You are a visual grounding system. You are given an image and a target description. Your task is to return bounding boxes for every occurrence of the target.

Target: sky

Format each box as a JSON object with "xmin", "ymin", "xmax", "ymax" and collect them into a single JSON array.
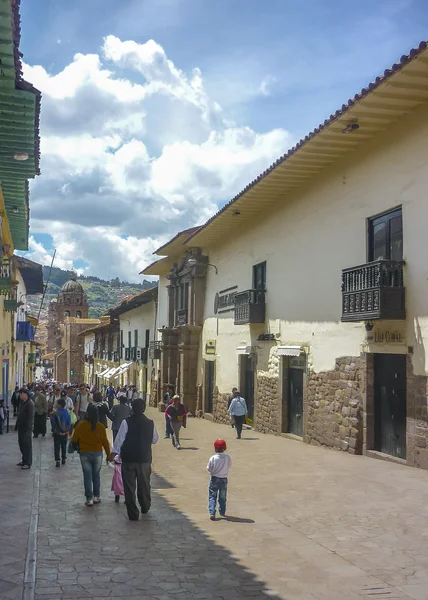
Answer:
[{"xmin": 19, "ymin": 0, "xmax": 428, "ymax": 281}]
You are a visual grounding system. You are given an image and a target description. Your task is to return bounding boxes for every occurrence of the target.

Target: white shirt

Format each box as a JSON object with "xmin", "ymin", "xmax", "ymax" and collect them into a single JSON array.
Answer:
[
  {"xmin": 207, "ymin": 453, "xmax": 232, "ymax": 478},
  {"xmin": 113, "ymin": 419, "xmax": 159, "ymax": 454},
  {"xmin": 228, "ymin": 396, "xmax": 248, "ymax": 416},
  {"xmin": 65, "ymin": 396, "xmax": 74, "ymax": 411},
  {"xmin": 79, "ymin": 393, "xmax": 91, "ymax": 412}
]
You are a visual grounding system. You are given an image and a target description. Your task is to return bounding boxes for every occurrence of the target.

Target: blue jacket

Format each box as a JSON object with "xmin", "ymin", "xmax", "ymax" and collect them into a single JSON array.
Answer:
[{"xmin": 51, "ymin": 407, "xmax": 71, "ymax": 434}]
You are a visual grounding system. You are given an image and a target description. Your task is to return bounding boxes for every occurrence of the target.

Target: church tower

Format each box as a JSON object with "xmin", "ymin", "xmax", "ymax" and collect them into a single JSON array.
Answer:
[{"xmin": 56, "ymin": 276, "xmax": 89, "ymax": 320}]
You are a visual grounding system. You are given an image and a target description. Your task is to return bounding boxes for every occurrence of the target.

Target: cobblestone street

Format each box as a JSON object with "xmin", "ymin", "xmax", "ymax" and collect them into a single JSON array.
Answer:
[{"xmin": 2, "ymin": 408, "xmax": 428, "ymax": 600}]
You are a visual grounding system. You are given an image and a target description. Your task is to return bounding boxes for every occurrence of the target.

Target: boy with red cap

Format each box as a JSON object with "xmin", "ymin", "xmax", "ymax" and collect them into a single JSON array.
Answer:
[{"xmin": 206, "ymin": 439, "xmax": 232, "ymax": 520}]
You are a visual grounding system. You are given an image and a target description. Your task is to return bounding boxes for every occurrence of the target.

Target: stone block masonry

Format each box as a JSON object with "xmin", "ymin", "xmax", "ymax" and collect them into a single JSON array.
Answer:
[{"xmin": 305, "ymin": 355, "xmax": 365, "ymax": 454}]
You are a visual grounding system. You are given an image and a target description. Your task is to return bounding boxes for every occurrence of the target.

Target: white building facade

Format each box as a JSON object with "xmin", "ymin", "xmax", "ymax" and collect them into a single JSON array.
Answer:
[{"xmin": 143, "ymin": 42, "xmax": 428, "ymax": 469}]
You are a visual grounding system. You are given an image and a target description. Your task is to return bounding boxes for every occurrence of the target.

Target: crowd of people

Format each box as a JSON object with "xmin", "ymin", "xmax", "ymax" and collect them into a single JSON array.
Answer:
[{"xmin": 4, "ymin": 380, "xmax": 249, "ymax": 521}]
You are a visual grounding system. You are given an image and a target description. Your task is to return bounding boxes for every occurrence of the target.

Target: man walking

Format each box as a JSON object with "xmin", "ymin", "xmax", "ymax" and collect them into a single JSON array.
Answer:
[
  {"xmin": 163, "ymin": 385, "xmax": 174, "ymax": 439},
  {"xmin": 227, "ymin": 390, "xmax": 248, "ymax": 440},
  {"xmin": 105, "ymin": 382, "xmax": 116, "ymax": 411},
  {"xmin": 109, "ymin": 394, "xmax": 131, "ymax": 441},
  {"xmin": 111, "ymin": 398, "xmax": 158, "ymax": 521},
  {"xmin": 33, "ymin": 386, "xmax": 48, "ymax": 438},
  {"xmin": 15, "ymin": 389, "xmax": 35, "ymax": 469},
  {"xmin": 51, "ymin": 398, "xmax": 71, "ymax": 467}
]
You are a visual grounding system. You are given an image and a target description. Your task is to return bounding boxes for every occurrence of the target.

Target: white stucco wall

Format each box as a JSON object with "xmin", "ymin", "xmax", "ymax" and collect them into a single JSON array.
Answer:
[
  {"xmin": 198, "ymin": 102, "xmax": 428, "ymax": 393},
  {"xmin": 119, "ymin": 301, "xmax": 156, "ymax": 352}
]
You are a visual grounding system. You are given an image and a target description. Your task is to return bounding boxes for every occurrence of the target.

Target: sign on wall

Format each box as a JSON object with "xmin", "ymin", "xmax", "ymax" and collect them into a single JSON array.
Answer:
[
  {"xmin": 205, "ymin": 340, "xmax": 216, "ymax": 355},
  {"xmin": 214, "ymin": 286, "xmax": 238, "ymax": 315},
  {"xmin": 367, "ymin": 327, "xmax": 406, "ymax": 346},
  {"xmin": 289, "ymin": 356, "xmax": 306, "ymax": 370}
]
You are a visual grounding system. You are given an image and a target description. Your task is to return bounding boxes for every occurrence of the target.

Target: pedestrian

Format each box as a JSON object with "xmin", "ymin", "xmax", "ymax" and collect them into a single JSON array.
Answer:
[
  {"xmin": 227, "ymin": 391, "xmax": 248, "ymax": 440},
  {"xmin": 92, "ymin": 391, "xmax": 110, "ymax": 428},
  {"xmin": 109, "ymin": 394, "xmax": 130, "ymax": 441},
  {"xmin": 227, "ymin": 387, "xmax": 238, "ymax": 428},
  {"xmin": 60, "ymin": 389, "xmax": 74, "ymax": 412},
  {"xmin": 11, "ymin": 385, "xmax": 20, "ymax": 416},
  {"xmin": 15, "ymin": 389, "xmax": 35, "ymax": 469},
  {"xmin": 49, "ymin": 384, "xmax": 62, "ymax": 413},
  {"xmin": 51, "ymin": 398, "xmax": 71, "ymax": 467},
  {"xmin": 111, "ymin": 398, "xmax": 159, "ymax": 521},
  {"xmin": 71, "ymin": 404, "xmax": 111, "ymax": 506},
  {"xmin": 0, "ymin": 399, "xmax": 5, "ymax": 434},
  {"xmin": 165, "ymin": 395, "xmax": 186, "ymax": 450},
  {"xmin": 74, "ymin": 384, "xmax": 92, "ymax": 421},
  {"xmin": 207, "ymin": 439, "xmax": 232, "ymax": 520},
  {"xmin": 105, "ymin": 382, "xmax": 116, "ymax": 411},
  {"xmin": 110, "ymin": 455, "xmax": 124, "ymax": 503},
  {"xmin": 33, "ymin": 386, "xmax": 48, "ymax": 438},
  {"xmin": 163, "ymin": 385, "xmax": 174, "ymax": 439},
  {"xmin": 126, "ymin": 386, "xmax": 133, "ymax": 405}
]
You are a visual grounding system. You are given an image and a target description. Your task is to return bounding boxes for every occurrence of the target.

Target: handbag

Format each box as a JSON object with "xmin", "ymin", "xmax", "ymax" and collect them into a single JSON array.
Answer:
[{"xmin": 67, "ymin": 439, "xmax": 79, "ymax": 454}]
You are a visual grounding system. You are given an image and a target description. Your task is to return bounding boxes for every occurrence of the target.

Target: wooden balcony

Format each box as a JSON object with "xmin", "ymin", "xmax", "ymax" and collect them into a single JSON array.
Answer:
[
  {"xmin": 149, "ymin": 341, "xmax": 162, "ymax": 360},
  {"xmin": 234, "ymin": 289, "xmax": 266, "ymax": 325},
  {"xmin": 341, "ymin": 260, "xmax": 405, "ymax": 322}
]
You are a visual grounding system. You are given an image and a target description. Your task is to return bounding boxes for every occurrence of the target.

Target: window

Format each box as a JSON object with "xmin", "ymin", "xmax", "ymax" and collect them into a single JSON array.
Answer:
[
  {"xmin": 253, "ymin": 261, "xmax": 266, "ymax": 290},
  {"xmin": 134, "ymin": 329, "xmax": 138, "ymax": 348},
  {"xmin": 368, "ymin": 207, "xmax": 403, "ymax": 262},
  {"xmin": 64, "ymin": 310, "xmax": 70, "ymax": 317},
  {"xmin": 120, "ymin": 330, "xmax": 123, "ymax": 348},
  {"xmin": 128, "ymin": 331, "xmax": 132, "ymax": 348},
  {"xmin": 145, "ymin": 329, "xmax": 150, "ymax": 348},
  {"xmin": 76, "ymin": 311, "xmax": 82, "ymax": 318}
]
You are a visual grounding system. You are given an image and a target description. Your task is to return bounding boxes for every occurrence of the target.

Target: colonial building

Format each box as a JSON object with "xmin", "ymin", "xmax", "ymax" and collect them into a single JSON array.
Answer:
[
  {"xmin": 0, "ymin": 0, "xmax": 41, "ymax": 401},
  {"xmin": 143, "ymin": 41, "xmax": 428, "ymax": 470},
  {"xmin": 81, "ymin": 287, "xmax": 158, "ymax": 397}
]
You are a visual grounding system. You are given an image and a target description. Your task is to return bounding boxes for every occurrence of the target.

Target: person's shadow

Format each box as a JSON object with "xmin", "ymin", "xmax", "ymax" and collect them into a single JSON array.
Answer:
[{"xmin": 221, "ymin": 516, "xmax": 255, "ymax": 523}]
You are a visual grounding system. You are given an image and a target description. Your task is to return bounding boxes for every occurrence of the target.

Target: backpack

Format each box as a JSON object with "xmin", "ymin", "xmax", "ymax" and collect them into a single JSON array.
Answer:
[{"xmin": 54, "ymin": 413, "xmax": 69, "ymax": 434}]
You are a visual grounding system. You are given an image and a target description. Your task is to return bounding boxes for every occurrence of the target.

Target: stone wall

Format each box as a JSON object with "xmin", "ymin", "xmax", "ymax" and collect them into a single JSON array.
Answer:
[
  {"xmin": 405, "ymin": 356, "xmax": 428, "ymax": 469},
  {"xmin": 305, "ymin": 355, "xmax": 365, "ymax": 454},
  {"xmin": 212, "ymin": 387, "xmax": 229, "ymax": 424},
  {"xmin": 255, "ymin": 350, "xmax": 281, "ymax": 434}
]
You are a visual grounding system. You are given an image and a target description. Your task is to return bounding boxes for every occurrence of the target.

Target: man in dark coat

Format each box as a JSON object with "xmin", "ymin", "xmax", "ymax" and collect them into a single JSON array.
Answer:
[
  {"xmin": 15, "ymin": 388, "xmax": 35, "ymax": 469},
  {"xmin": 111, "ymin": 398, "xmax": 159, "ymax": 521}
]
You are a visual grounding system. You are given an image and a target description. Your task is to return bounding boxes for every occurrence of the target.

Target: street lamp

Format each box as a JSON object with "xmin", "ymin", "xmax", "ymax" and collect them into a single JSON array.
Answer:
[{"xmin": 186, "ymin": 255, "xmax": 218, "ymax": 275}]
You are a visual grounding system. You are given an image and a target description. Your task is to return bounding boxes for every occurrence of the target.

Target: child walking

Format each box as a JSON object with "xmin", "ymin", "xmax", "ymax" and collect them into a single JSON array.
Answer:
[
  {"xmin": 110, "ymin": 455, "xmax": 124, "ymax": 503},
  {"xmin": 207, "ymin": 439, "xmax": 232, "ymax": 521}
]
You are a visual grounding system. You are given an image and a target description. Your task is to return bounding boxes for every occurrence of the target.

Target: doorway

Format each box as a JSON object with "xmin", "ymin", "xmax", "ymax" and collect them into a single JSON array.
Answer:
[
  {"xmin": 374, "ymin": 353, "xmax": 406, "ymax": 459},
  {"xmin": 204, "ymin": 360, "xmax": 215, "ymax": 414},
  {"xmin": 241, "ymin": 355, "xmax": 255, "ymax": 419}
]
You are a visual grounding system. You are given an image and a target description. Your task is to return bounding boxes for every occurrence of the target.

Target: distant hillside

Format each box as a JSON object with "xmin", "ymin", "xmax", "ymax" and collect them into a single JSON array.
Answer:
[{"xmin": 28, "ymin": 267, "xmax": 157, "ymax": 344}]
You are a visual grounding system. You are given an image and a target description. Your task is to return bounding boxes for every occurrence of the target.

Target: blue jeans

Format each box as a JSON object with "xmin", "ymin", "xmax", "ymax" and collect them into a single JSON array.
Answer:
[
  {"xmin": 208, "ymin": 476, "xmax": 228, "ymax": 516},
  {"xmin": 80, "ymin": 452, "xmax": 103, "ymax": 500}
]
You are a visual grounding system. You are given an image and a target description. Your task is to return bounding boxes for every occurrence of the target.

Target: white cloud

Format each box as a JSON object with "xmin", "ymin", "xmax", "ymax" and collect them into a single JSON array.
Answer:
[
  {"xmin": 259, "ymin": 75, "xmax": 277, "ymax": 97},
  {"xmin": 24, "ymin": 36, "xmax": 293, "ymax": 281}
]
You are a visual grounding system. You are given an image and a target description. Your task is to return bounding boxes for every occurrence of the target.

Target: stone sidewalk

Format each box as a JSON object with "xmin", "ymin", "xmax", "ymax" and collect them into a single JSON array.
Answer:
[{"xmin": 2, "ymin": 409, "xmax": 428, "ymax": 600}]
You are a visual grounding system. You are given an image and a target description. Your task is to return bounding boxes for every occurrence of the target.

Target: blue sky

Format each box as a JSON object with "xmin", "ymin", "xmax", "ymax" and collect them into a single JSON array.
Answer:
[{"xmin": 19, "ymin": 0, "xmax": 428, "ymax": 279}]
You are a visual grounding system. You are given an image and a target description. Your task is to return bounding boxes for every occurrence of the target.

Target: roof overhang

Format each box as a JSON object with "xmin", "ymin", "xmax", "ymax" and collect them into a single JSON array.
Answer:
[
  {"xmin": 109, "ymin": 286, "xmax": 158, "ymax": 317},
  {"xmin": 277, "ymin": 346, "xmax": 302, "ymax": 357},
  {"xmin": 153, "ymin": 226, "xmax": 201, "ymax": 257},
  {"xmin": 185, "ymin": 41, "xmax": 428, "ymax": 249},
  {"xmin": 13, "ymin": 255, "xmax": 43, "ymax": 294},
  {"xmin": 140, "ymin": 257, "xmax": 174, "ymax": 276}
]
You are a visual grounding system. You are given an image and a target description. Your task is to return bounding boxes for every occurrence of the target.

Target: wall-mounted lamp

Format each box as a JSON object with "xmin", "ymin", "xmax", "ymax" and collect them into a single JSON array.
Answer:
[
  {"xmin": 342, "ymin": 122, "xmax": 360, "ymax": 134},
  {"xmin": 365, "ymin": 320, "xmax": 374, "ymax": 332},
  {"xmin": 13, "ymin": 152, "xmax": 29, "ymax": 161},
  {"xmin": 232, "ymin": 211, "xmax": 241, "ymax": 216},
  {"xmin": 187, "ymin": 255, "xmax": 218, "ymax": 275}
]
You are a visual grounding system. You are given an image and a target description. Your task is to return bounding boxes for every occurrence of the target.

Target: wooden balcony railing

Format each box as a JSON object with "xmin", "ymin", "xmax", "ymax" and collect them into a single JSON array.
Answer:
[
  {"xmin": 234, "ymin": 289, "xmax": 266, "ymax": 325},
  {"xmin": 341, "ymin": 259, "xmax": 405, "ymax": 322}
]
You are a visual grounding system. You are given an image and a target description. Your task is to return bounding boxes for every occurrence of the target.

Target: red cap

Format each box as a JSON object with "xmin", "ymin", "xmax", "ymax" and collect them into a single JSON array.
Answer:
[{"xmin": 214, "ymin": 439, "xmax": 227, "ymax": 451}]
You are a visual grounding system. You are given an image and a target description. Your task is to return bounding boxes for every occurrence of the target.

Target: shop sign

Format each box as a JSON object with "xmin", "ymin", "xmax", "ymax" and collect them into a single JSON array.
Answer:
[
  {"xmin": 289, "ymin": 355, "xmax": 306, "ymax": 370},
  {"xmin": 367, "ymin": 329, "xmax": 406, "ymax": 345},
  {"xmin": 214, "ymin": 285, "xmax": 238, "ymax": 315},
  {"xmin": 205, "ymin": 340, "xmax": 216, "ymax": 355}
]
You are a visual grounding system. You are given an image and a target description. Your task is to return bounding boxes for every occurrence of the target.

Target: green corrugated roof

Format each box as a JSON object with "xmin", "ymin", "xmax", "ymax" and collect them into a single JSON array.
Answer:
[{"xmin": 0, "ymin": 0, "xmax": 40, "ymax": 251}]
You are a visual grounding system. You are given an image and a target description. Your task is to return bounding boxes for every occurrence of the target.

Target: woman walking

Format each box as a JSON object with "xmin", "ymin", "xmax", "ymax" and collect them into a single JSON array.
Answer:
[
  {"xmin": 92, "ymin": 391, "xmax": 110, "ymax": 428},
  {"xmin": 227, "ymin": 390, "xmax": 248, "ymax": 439},
  {"xmin": 71, "ymin": 404, "xmax": 111, "ymax": 506},
  {"xmin": 165, "ymin": 395, "xmax": 186, "ymax": 450}
]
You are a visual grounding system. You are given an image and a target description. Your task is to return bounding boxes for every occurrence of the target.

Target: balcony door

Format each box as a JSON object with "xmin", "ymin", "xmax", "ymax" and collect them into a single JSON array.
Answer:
[
  {"xmin": 374, "ymin": 353, "xmax": 406, "ymax": 459},
  {"xmin": 368, "ymin": 207, "xmax": 402, "ymax": 262}
]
